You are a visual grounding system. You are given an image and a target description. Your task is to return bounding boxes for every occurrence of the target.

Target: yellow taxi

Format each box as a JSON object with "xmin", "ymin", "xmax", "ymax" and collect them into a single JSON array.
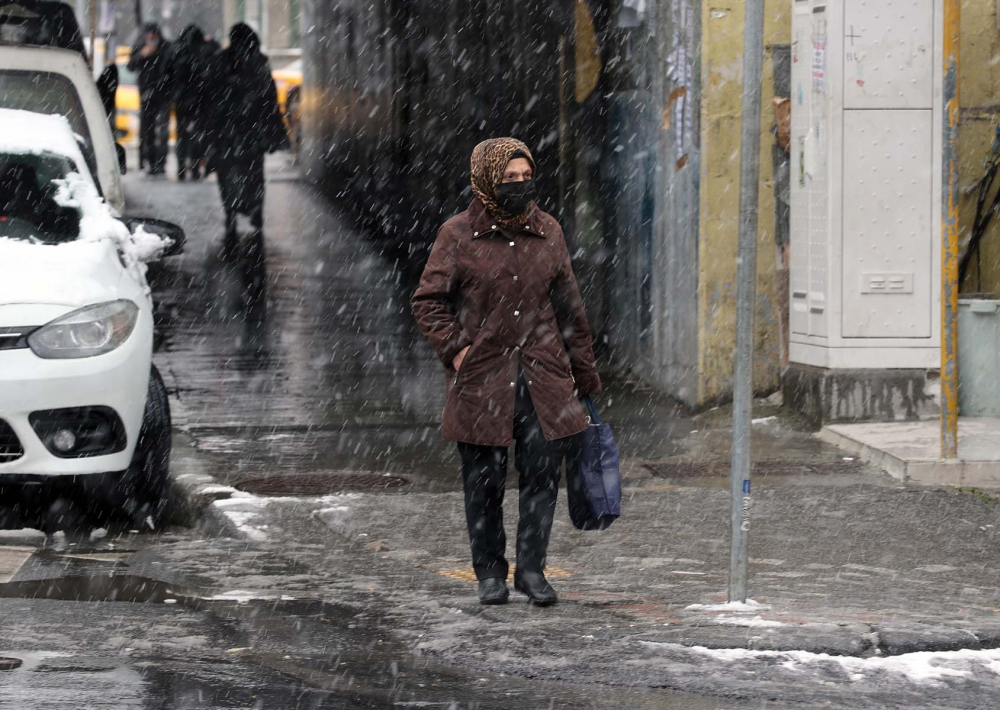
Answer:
[
  {"xmin": 114, "ymin": 47, "xmax": 140, "ymax": 146},
  {"xmin": 272, "ymin": 58, "xmax": 302, "ymax": 151},
  {"xmin": 272, "ymin": 57, "xmax": 302, "ymax": 116}
]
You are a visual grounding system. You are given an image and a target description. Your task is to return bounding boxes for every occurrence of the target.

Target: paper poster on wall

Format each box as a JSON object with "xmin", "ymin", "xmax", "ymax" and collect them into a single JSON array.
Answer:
[{"xmin": 811, "ymin": 37, "xmax": 826, "ymax": 93}]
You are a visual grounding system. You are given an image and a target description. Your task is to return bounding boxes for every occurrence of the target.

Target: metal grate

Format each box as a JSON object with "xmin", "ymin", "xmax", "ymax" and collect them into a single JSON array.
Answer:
[
  {"xmin": 0, "ymin": 420, "xmax": 23, "ymax": 462},
  {"xmin": 0, "ymin": 657, "xmax": 23, "ymax": 671},
  {"xmin": 234, "ymin": 472, "xmax": 408, "ymax": 497}
]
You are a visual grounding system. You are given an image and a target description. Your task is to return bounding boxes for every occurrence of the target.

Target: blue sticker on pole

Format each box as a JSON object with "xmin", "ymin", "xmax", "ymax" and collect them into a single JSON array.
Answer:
[{"xmin": 743, "ymin": 479, "xmax": 751, "ymax": 495}]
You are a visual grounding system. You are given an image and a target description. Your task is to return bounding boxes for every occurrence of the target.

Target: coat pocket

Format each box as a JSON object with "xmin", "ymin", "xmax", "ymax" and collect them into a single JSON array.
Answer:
[{"xmin": 453, "ymin": 330, "xmax": 489, "ymax": 387}]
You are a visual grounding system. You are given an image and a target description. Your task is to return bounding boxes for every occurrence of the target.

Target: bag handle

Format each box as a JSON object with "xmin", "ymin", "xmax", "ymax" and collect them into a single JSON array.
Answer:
[{"xmin": 582, "ymin": 396, "xmax": 602, "ymax": 425}]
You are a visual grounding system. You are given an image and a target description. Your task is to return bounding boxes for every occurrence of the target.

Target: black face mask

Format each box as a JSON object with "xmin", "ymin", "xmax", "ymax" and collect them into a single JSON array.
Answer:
[{"xmin": 495, "ymin": 179, "xmax": 536, "ymax": 214}]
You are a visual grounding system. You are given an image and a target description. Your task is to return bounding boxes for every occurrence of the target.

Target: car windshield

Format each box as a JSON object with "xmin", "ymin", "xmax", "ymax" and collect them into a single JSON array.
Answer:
[
  {"xmin": 0, "ymin": 69, "xmax": 98, "ymax": 178},
  {"xmin": 0, "ymin": 150, "xmax": 80, "ymax": 243}
]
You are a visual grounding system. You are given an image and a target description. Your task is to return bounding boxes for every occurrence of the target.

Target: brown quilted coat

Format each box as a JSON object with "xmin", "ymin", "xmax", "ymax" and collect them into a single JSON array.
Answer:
[{"xmin": 412, "ymin": 198, "xmax": 602, "ymax": 447}]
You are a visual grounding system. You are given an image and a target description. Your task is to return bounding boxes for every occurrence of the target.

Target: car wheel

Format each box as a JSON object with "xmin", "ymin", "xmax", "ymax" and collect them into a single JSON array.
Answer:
[{"xmin": 117, "ymin": 364, "xmax": 172, "ymax": 530}]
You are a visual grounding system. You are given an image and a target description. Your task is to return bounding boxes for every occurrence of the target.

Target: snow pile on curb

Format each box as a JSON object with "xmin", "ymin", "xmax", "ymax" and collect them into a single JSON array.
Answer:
[
  {"xmin": 685, "ymin": 600, "xmax": 770, "ymax": 612},
  {"xmin": 643, "ymin": 642, "xmax": 1000, "ymax": 686},
  {"xmin": 713, "ymin": 614, "xmax": 786, "ymax": 628}
]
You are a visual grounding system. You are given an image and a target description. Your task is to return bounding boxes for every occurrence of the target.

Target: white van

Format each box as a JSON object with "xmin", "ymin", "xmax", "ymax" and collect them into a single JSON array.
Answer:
[{"xmin": 0, "ymin": 1, "xmax": 124, "ymax": 212}]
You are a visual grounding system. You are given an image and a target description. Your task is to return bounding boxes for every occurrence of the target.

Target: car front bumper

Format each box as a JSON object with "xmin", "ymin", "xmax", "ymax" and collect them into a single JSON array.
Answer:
[{"xmin": 0, "ymin": 311, "xmax": 152, "ymax": 477}]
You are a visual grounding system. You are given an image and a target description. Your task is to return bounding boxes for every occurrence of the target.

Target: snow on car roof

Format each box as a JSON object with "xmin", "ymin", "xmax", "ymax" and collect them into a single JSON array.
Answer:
[{"xmin": 0, "ymin": 107, "xmax": 89, "ymax": 174}]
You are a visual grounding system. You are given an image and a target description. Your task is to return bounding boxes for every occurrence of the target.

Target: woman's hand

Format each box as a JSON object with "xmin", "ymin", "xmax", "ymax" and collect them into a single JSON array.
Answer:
[{"xmin": 452, "ymin": 345, "xmax": 470, "ymax": 372}]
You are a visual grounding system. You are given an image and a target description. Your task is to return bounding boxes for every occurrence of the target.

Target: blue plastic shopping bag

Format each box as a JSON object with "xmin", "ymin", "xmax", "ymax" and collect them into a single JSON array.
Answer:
[{"xmin": 566, "ymin": 397, "xmax": 621, "ymax": 531}]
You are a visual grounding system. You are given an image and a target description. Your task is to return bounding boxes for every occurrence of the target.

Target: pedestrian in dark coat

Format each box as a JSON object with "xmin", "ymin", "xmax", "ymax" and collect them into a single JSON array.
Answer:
[
  {"xmin": 211, "ymin": 23, "xmax": 289, "ymax": 254},
  {"xmin": 412, "ymin": 137, "xmax": 602, "ymax": 607},
  {"xmin": 128, "ymin": 23, "xmax": 172, "ymax": 174},
  {"xmin": 170, "ymin": 24, "xmax": 215, "ymax": 181}
]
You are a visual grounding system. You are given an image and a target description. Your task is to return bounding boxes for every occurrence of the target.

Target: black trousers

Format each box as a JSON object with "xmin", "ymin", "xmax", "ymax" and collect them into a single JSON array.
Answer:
[
  {"xmin": 139, "ymin": 99, "xmax": 169, "ymax": 172},
  {"xmin": 175, "ymin": 107, "xmax": 204, "ymax": 178},
  {"xmin": 217, "ymin": 152, "xmax": 265, "ymax": 234},
  {"xmin": 457, "ymin": 372, "xmax": 575, "ymax": 581}
]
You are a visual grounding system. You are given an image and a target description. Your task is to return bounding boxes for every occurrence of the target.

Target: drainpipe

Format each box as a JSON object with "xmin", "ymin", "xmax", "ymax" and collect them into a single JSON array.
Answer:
[{"xmin": 941, "ymin": 0, "xmax": 960, "ymax": 460}]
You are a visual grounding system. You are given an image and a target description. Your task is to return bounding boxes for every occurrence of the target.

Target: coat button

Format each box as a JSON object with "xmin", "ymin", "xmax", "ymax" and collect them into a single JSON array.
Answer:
[
  {"xmin": 509, "ymin": 241, "xmax": 515, "ymax": 246},
  {"xmin": 492, "ymin": 224, "xmax": 497, "ymax": 229},
  {"xmin": 514, "ymin": 310, "xmax": 520, "ymax": 316},
  {"xmin": 509, "ymin": 381, "xmax": 515, "ymax": 387},
  {"xmin": 513, "ymin": 275, "xmax": 518, "ymax": 281},
  {"xmin": 473, "ymin": 231, "xmax": 478, "ymax": 236},
  {"xmin": 528, "ymin": 380, "xmax": 533, "ymax": 385}
]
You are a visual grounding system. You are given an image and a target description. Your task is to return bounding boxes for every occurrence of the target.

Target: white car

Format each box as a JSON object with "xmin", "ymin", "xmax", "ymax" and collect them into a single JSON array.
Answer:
[{"xmin": 0, "ymin": 108, "xmax": 182, "ymax": 531}]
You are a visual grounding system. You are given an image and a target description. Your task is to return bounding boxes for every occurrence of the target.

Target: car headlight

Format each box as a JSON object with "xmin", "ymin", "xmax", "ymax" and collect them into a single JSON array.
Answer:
[{"xmin": 28, "ymin": 300, "xmax": 139, "ymax": 359}]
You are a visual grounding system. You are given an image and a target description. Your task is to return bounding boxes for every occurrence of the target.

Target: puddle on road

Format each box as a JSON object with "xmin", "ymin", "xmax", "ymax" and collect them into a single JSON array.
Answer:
[{"xmin": 0, "ymin": 574, "xmax": 195, "ymax": 604}]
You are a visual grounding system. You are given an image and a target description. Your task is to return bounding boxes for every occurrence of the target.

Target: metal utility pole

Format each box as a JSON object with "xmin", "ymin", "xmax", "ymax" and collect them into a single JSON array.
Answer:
[
  {"xmin": 941, "ymin": 0, "xmax": 961, "ymax": 460},
  {"xmin": 728, "ymin": 0, "xmax": 766, "ymax": 604}
]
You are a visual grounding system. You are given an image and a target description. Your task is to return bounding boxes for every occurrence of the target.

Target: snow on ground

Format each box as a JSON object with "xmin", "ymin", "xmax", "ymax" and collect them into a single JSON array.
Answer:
[
  {"xmin": 712, "ymin": 614, "xmax": 786, "ymax": 628},
  {"xmin": 0, "ymin": 528, "xmax": 46, "ymax": 539},
  {"xmin": 644, "ymin": 643, "xmax": 1000, "ymax": 686},
  {"xmin": 211, "ymin": 491, "xmax": 360, "ymax": 542},
  {"xmin": 685, "ymin": 600, "xmax": 770, "ymax": 612},
  {"xmin": 204, "ymin": 590, "xmax": 299, "ymax": 602}
]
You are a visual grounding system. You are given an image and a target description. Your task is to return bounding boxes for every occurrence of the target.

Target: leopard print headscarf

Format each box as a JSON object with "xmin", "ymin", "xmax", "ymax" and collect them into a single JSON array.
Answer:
[{"xmin": 470, "ymin": 137, "xmax": 536, "ymax": 229}]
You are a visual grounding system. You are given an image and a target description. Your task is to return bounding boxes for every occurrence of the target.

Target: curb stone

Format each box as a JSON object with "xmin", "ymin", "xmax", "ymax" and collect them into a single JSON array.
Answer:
[
  {"xmin": 168, "ymin": 430, "xmax": 248, "ymax": 540},
  {"xmin": 639, "ymin": 619, "xmax": 1000, "ymax": 658}
]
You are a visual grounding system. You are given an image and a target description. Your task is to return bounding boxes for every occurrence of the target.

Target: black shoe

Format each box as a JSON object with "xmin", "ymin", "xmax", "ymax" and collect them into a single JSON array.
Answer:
[
  {"xmin": 477, "ymin": 578, "xmax": 509, "ymax": 605},
  {"xmin": 514, "ymin": 571, "xmax": 557, "ymax": 606}
]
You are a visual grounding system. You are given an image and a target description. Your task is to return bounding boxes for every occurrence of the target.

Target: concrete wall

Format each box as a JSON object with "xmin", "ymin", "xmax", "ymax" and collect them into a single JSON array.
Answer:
[
  {"xmin": 566, "ymin": 0, "xmax": 702, "ymax": 405},
  {"xmin": 297, "ymin": 0, "xmax": 789, "ymax": 409},
  {"xmin": 958, "ymin": 1, "xmax": 1000, "ymax": 296},
  {"xmin": 223, "ymin": 0, "xmax": 299, "ymax": 49},
  {"xmin": 696, "ymin": 0, "xmax": 789, "ymax": 404}
]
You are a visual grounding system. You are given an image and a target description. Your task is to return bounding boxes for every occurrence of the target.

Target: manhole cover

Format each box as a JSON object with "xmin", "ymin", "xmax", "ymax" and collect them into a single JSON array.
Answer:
[
  {"xmin": 234, "ymin": 472, "xmax": 408, "ymax": 497},
  {"xmin": 0, "ymin": 657, "xmax": 22, "ymax": 671},
  {"xmin": 645, "ymin": 460, "xmax": 864, "ymax": 479}
]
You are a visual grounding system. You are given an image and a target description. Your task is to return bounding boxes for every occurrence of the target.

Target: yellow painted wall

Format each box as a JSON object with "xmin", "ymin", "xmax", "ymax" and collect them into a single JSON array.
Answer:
[
  {"xmin": 958, "ymin": 1, "xmax": 1000, "ymax": 295},
  {"xmin": 697, "ymin": 1, "xmax": 790, "ymax": 404}
]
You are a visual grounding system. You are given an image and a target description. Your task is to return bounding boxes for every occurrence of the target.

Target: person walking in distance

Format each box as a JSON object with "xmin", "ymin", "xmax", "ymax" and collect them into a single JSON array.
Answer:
[
  {"xmin": 210, "ymin": 23, "xmax": 288, "ymax": 256},
  {"xmin": 170, "ymin": 24, "xmax": 215, "ymax": 181},
  {"xmin": 128, "ymin": 23, "xmax": 172, "ymax": 175},
  {"xmin": 411, "ymin": 138, "xmax": 602, "ymax": 606}
]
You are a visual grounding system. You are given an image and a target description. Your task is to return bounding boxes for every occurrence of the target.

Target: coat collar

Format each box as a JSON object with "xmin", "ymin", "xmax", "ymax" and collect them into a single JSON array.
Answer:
[{"xmin": 468, "ymin": 198, "xmax": 548, "ymax": 239}]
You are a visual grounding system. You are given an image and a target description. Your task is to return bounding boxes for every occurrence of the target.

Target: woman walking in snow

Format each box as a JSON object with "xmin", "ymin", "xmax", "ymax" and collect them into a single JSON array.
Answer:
[{"xmin": 411, "ymin": 138, "xmax": 602, "ymax": 606}]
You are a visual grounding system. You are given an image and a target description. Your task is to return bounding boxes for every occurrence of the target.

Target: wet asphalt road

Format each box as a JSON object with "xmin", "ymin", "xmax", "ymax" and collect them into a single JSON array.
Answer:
[
  {"xmin": 1, "ymin": 528, "xmax": 782, "ymax": 710},
  {"xmin": 0, "ymin": 155, "xmax": 778, "ymax": 709}
]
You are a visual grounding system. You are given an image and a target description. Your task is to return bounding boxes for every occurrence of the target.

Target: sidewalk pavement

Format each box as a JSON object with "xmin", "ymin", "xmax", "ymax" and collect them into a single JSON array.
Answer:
[
  {"xmin": 822, "ymin": 417, "xmax": 1000, "ymax": 488},
  {"xmin": 169, "ymin": 398, "xmax": 1000, "ymax": 662}
]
